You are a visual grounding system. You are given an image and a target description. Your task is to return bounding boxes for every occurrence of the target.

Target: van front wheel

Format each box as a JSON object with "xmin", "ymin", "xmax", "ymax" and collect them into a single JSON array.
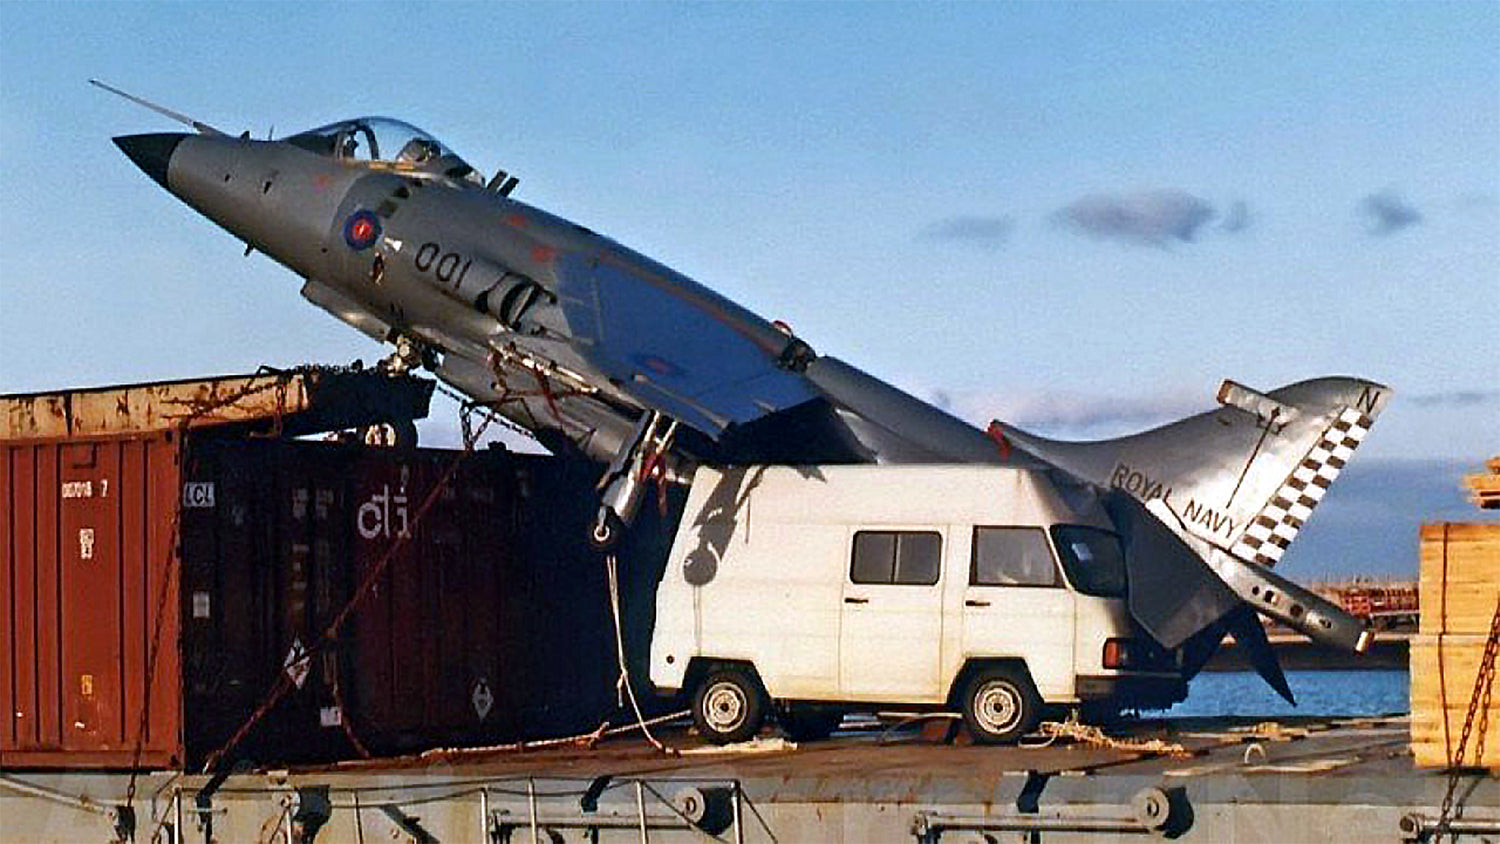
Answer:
[
  {"xmin": 961, "ymin": 667, "xmax": 1040, "ymax": 744},
  {"xmin": 692, "ymin": 668, "xmax": 765, "ymax": 744}
]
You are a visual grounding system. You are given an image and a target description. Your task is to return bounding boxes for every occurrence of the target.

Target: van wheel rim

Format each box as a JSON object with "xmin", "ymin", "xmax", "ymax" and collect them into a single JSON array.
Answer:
[
  {"xmin": 703, "ymin": 683, "xmax": 746, "ymax": 732},
  {"xmin": 974, "ymin": 681, "xmax": 1021, "ymax": 733}
]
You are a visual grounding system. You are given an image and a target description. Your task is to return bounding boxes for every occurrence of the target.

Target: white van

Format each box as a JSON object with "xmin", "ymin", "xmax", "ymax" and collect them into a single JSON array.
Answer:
[{"xmin": 649, "ymin": 464, "xmax": 1186, "ymax": 744}]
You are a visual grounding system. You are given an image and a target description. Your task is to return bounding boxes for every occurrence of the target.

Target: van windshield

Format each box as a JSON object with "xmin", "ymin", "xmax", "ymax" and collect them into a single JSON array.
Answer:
[{"xmin": 1050, "ymin": 525, "xmax": 1127, "ymax": 598}]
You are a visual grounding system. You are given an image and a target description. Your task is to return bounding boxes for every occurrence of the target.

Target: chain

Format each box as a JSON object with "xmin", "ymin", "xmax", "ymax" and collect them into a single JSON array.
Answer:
[
  {"xmin": 124, "ymin": 367, "xmax": 319, "ymax": 814},
  {"xmin": 330, "ymin": 672, "xmax": 372, "ymax": 760},
  {"xmin": 123, "ymin": 475, "xmax": 182, "ymax": 810},
  {"xmin": 117, "ymin": 366, "xmax": 466, "ymax": 814},
  {"xmin": 435, "ymin": 381, "xmax": 540, "ymax": 444},
  {"xmin": 1435, "ymin": 594, "xmax": 1500, "ymax": 841},
  {"xmin": 200, "ymin": 405, "xmax": 499, "ymax": 773}
]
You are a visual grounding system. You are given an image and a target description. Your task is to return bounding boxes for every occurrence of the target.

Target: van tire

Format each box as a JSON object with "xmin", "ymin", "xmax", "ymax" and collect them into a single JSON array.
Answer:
[
  {"xmin": 961, "ymin": 666, "xmax": 1040, "ymax": 744},
  {"xmin": 692, "ymin": 668, "xmax": 765, "ymax": 744},
  {"xmin": 780, "ymin": 708, "xmax": 842, "ymax": 742}
]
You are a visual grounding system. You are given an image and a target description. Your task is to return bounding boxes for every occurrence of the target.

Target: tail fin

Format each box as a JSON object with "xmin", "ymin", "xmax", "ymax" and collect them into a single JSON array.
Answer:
[
  {"xmin": 992, "ymin": 377, "xmax": 1390, "ymax": 650},
  {"xmin": 1228, "ymin": 402, "xmax": 1377, "ymax": 567}
]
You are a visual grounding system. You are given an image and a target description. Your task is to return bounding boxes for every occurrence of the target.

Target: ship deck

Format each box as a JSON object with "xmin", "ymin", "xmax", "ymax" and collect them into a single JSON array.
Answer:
[{"xmin": 4, "ymin": 713, "xmax": 1496, "ymax": 842}]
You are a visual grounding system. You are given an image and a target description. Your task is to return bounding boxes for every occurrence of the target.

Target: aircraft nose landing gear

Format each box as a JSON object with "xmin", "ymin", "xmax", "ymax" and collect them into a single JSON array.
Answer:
[
  {"xmin": 589, "ymin": 509, "xmax": 626, "ymax": 550},
  {"xmin": 589, "ymin": 411, "xmax": 679, "ymax": 550}
]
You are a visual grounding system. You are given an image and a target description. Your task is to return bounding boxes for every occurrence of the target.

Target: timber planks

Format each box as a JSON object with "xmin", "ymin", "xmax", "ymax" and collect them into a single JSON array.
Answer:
[{"xmin": 1411, "ymin": 522, "xmax": 1500, "ymax": 769}]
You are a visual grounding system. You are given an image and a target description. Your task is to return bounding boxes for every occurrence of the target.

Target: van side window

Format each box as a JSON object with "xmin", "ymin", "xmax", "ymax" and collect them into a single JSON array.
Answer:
[
  {"xmin": 971, "ymin": 527, "xmax": 1059, "ymax": 587},
  {"xmin": 851, "ymin": 531, "xmax": 941, "ymax": 585}
]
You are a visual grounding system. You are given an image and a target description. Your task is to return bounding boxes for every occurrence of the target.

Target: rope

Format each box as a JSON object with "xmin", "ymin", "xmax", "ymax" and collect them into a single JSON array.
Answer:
[
  {"xmin": 200, "ymin": 405, "xmax": 499, "ymax": 773},
  {"xmin": 406, "ymin": 710, "xmax": 690, "ymax": 765},
  {"xmin": 437, "ymin": 382, "xmax": 537, "ymax": 444},
  {"xmin": 607, "ymin": 553, "xmax": 678, "ymax": 756},
  {"xmin": 1036, "ymin": 719, "xmax": 1191, "ymax": 758},
  {"xmin": 124, "ymin": 476, "xmax": 182, "ymax": 808},
  {"xmin": 257, "ymin": 804, "xmax": 291, "ymax": 844}
]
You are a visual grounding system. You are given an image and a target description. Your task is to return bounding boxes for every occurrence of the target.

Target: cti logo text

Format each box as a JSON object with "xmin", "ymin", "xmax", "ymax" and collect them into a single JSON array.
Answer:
[{"xmin": 357, "ymin": 483, "xmax": 411, "ymax": 540}]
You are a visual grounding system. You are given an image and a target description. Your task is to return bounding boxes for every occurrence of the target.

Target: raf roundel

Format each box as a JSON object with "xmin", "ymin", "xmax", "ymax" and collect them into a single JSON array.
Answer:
[{"xmin": 343, "ymin": 210, "xmax": 382, "ymax": 251}]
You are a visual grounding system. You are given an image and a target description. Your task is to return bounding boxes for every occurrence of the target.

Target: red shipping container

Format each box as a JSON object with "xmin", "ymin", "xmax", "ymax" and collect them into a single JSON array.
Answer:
[{"xmin": 0, "ymin": 433, "xmax": 183, "ymax": 767}]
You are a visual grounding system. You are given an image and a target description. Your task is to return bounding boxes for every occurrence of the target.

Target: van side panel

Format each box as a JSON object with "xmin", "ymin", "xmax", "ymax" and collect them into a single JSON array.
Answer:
[
  {"xmin": 698, "ymin": 521, "xmax": 844, "ymax": 699},
  {"xmin": 650, "ymin": 468, "xmax": 844, "ymax": 699},
  {"xmin": 961, "ymin": 584, "xmax": 1076, "ymax": 700},
  {"xmin": 837, "ymin": 526, "xmax": 946, "ymax": 702}
]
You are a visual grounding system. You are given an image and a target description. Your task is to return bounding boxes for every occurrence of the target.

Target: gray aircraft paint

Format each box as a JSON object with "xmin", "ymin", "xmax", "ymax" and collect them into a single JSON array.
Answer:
[{"xmin": 103, "ymin": 86, "xmax": 1393, "ymax": 700}]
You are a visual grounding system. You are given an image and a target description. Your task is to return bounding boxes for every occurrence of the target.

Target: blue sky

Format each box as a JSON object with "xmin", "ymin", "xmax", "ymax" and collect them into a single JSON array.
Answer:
[{"xmin": 1, "ymin": 2, "xmax": 1495, "ymax": 575}]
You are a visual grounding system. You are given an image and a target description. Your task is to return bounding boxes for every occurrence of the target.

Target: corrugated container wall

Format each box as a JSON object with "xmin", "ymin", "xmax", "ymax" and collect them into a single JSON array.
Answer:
[
  {"xmin": 1, "ymin": 433, "xmax": 183, "ymax": 767},
  {"xmin": 176, "ymin": 439, "xmax": 522, "ymax": 767},
  {"xmin": 3, "ymin": 434, "xmax": 679, "ymax": 771}
]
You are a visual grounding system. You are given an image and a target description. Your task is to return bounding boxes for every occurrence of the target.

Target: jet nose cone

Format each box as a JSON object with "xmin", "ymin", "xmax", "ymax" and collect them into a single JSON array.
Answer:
[{"xmin": 112, "ymin": 132, "xmax": 187, "ymax": 190}]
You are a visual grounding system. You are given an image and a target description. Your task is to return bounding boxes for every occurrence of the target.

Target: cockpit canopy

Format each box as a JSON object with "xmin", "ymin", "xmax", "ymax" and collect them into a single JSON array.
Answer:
[{"xmin": 285, "ymin": 117, "xmax": 482, "ymax": 184}]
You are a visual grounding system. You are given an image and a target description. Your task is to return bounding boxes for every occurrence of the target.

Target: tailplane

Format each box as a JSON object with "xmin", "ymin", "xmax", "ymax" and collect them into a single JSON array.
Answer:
[{"xmin": 992, "ymin": 377, "xmax": 1390, "ymax": 654}]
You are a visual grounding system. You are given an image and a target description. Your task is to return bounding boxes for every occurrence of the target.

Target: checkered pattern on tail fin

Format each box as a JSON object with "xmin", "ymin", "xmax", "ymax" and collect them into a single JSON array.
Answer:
[{"xmin": 1229, "ymin": 407, "xmax": 1374, "ymax": 567}]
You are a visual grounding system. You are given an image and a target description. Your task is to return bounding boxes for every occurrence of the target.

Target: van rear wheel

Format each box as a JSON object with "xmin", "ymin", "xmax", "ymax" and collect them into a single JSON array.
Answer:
[
  {"xmin": 961, "ymin": 666, "xmax": 1040, "ymax": 744},
  {"xmin": 692, "ymin": 668, "xmax": 765, "ymax": 744}
]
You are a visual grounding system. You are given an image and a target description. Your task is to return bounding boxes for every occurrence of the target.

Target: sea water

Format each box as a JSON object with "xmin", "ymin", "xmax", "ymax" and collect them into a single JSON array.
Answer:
[{"xmin": 1163, "ymin": 669, "xmax": 1408, "ymax": 718}]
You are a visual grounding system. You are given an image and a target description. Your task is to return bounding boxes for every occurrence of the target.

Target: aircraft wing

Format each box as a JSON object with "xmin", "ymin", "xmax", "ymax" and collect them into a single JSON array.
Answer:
[{"xmin": 552, "ymin": 251, "xmax": 819, "ymax": 437}]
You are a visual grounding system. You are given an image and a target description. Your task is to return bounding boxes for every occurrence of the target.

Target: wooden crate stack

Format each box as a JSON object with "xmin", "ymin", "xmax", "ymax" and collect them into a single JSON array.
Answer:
[
  {"xmin": 1411, "ymin": 521, "xmax": 1500, "ymax": 769},
  {"xmin": 1465, "ymin": 456, "xmax": 1500, "ymax": 510}
]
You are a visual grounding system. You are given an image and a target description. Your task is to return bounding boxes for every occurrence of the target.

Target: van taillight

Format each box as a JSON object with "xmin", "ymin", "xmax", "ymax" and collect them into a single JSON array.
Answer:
[{"xmin": 1103, "ymin": 638, "xmax": 1132, "ymax": 669}]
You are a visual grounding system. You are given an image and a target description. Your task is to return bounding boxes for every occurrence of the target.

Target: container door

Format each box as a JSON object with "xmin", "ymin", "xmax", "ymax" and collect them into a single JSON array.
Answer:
[
  {"xmin": 57, "ymin": 442, "xmax": 124, "ymax": 751},
  {"xmin": 838, "ymin": 529, "xmax": 945, "ymax": 701},
  {"xmin": 3, "ymin": 435, "xmax": 181, "ymax": 769},
  {"xmin": 962, "ymin": 527, "xmax": 1075, "ymax": 700}
]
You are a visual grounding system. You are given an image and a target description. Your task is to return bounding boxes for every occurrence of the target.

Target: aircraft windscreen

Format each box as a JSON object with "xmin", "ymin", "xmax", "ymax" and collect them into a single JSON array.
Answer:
[{"xmin": 285, "ymin": 117, "xmax": 481, "ymax": 183}]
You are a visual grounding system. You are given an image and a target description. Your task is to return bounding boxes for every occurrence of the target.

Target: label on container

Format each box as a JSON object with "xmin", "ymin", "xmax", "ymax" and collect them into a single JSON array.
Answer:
[
  {"xmin": 62, "ymin": 481, "xmax": 94, "ymax": 499},
  {"xmin": 192, "ymin": 591, "xmax": 211, "ymax": 619},
  {"xmin": 320, "ymin": 706, "xmax": 342, "ymax": 728},
  {"xmin": 78, "ymin": 528, "xmax": 95, "ymax": 561},
  {"xmin": 284, "ymin": 638, "xmax": 311, "ymax": 689},
  {"xmin": 182, "ymin": 482, "xmax": 216, "ymax": 509},
  {"xmin": 472, "ymin": 678, "xmax": 494, "ymax": 721}
]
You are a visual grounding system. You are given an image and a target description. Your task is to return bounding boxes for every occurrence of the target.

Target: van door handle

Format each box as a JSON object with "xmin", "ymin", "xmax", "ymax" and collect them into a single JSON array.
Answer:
[
  {"xmin": 965, "ymin": 599, "xmax": 991, "ymax": 607},
  {"xmin": 844, "ymin": 597, "xmax": 869, "ymax": 604}
]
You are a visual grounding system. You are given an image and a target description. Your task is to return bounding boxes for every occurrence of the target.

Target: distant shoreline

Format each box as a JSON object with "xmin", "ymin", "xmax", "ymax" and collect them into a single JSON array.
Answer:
[{"xmin": 1204, "ymin": 634, "xmax": 1408, "ymax": 672}]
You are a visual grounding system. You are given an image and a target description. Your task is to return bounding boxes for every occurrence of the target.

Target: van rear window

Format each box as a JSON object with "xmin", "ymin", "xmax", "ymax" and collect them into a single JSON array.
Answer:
[
  {"xmin": 1050, "ymin": 526, "xmax": 1128, "ymax": 598},
  {"xmin": 851, "ymin": 531, "xmax": 941, "ymax": 585}
]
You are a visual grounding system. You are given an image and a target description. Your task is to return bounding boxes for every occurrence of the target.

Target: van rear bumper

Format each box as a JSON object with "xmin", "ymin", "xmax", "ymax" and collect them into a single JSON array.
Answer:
[{"xmin": 1075, "ymin": 673, "xmax": 1188, "ymax": 709}]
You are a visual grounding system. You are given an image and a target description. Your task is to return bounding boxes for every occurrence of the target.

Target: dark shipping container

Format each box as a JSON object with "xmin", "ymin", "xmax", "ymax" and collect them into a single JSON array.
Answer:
[{"xmin": 2, "ymin": 434, "xmax": 678, "ymax": 770}]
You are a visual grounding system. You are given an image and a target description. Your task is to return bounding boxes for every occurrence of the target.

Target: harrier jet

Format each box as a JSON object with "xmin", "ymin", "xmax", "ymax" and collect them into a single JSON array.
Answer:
[{"xmin": 101, "ymin": 82, "xmax": 1390, "ymax": 702}]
